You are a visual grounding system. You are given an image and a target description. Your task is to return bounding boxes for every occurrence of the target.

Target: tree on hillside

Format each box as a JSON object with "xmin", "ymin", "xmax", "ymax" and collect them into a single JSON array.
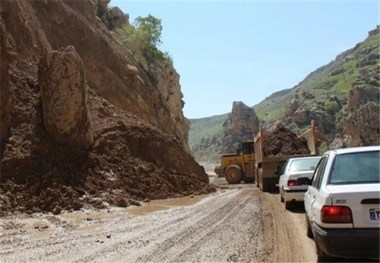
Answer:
[
  {"xmin": 135, "ymin": 15, "xmax": 162, "ymax": 49},
  {"xmin": 130, "ymin": 14, "xmax": 171, "ymax": 63}
]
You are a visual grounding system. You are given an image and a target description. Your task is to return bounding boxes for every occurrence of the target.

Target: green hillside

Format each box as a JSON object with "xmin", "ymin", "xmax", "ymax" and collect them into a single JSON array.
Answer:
[
  {"xmin": 254, "ymin": 29, "xmax": 379, "ymax": 120},
  {"xmin": 188, "ymin": 114, "xmax": 228, "ymax": 162},
  {"xmin": 188, "ymin": 114, "xmax": 228, "ymax": 145}
]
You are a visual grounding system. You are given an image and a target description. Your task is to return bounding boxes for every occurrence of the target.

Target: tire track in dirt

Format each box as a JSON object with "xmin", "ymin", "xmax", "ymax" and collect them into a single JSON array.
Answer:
[
  {"xmin": 73, "ymin": 189, "xmax": 257, "ymax": 262},
  {"xmin": 1, "ymin": 197, "xmax": 211, "ymax": 262},
  {"xmin": 0, "ymin": 185, "xmax": 317, "ymax": 263},
  {"xmin": 33, "ymin": 190, "xmax": 243, "ymax": 262},
  {"xmin": 257, "ymin": 192, "xmax": 316, "ymax": 262},
  {"xmin": 136, "ymin": 188, "xmax": 261, "ymax": 262},
  {"xmin": 177, "ymin": 191, "xmax": 263, "ymax": 263},
  {"xmin": 44, "ymin": 202, "xmax": 214, "ymax": 262},
  {"xmin": 174, "ymin": 203, "xmax": 262, "ymax": 263}
]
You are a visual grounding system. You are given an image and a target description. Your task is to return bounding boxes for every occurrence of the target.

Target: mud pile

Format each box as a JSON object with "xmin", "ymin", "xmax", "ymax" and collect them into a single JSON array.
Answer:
[
  {"xmin": 0, "ymin": 79, "xmax": 214, "ymax": 215},
  {"xmin": 264, "ymin": 124, "xmax": 310, "ymax": 156}
]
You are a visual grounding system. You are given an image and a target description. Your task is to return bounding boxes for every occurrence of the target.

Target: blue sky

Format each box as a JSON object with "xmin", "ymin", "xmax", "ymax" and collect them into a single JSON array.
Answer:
[{"xmin": 111, "ymin": 0, "xmax": 379, "ymax": 119}]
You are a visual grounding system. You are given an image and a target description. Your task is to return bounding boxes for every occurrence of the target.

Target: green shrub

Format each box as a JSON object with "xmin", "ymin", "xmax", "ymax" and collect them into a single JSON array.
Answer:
[
  {"xmin": 335, "ymin": 112, "xmax": 348, "ymax": 133},
  {"xmin": 324, "ymin": 100, "xmax": 340, "ymax": 115}
]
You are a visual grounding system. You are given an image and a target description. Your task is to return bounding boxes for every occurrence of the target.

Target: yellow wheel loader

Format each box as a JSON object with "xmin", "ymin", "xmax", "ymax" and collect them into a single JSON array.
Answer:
[{"xmin": 214, "ymin": 141, "xmax": 256, "ymax": 184}]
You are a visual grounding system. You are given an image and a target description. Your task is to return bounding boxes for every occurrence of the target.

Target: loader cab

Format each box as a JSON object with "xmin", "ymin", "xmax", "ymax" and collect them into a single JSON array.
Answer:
[{"xmin": 241, "ymin": 141, "xmax": 255, "ymax": 155}]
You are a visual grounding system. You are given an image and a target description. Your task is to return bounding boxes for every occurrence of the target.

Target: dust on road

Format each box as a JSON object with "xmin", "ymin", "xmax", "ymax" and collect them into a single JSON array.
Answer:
[{"xmin": 0, "ymin": 179, "xmax": 317, "ymax": 262}]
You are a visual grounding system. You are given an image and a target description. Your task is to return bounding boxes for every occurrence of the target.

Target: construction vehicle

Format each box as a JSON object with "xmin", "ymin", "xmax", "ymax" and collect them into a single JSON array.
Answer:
[
  {"xmin": 214, "ymin": 140, "xmax": 256, "ymax": 184},
  {"xmin": 254, "ymin": 120, "xmax": 318, "ymax": 192}
]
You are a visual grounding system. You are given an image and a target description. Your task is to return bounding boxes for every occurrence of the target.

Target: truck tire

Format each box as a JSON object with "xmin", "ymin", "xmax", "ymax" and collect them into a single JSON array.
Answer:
[
  {"xmin": 256, "ymin": 173, "xmax": 260, "ymax": 187},
  {"xmin": 224, "ymin": 165, "xmax": 242, "ymax": 184},
  {"xmin": 243, "ymin": 177, "xmax": 254, "ymax": 184},
  {"xmin": 261, "ymin": 178, "xmax": 270, "ymax": 192},
  {"xmin": 256, "ymin": 168, "xmax": 262, "ymax": 188}
]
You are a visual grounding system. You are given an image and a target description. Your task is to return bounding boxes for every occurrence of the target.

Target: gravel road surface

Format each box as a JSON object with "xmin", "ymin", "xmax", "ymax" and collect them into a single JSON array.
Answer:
[{"xmin": 0, "ymin": 178, "xmax": 317, "ymax": 262}]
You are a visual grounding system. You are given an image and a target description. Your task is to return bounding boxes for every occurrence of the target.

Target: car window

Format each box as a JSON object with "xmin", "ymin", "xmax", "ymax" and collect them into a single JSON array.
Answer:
[
  {"xmin": 329, "ymin": 150, "xmax": 380, "ymax": 184},
  {"xmin": 311, "ymin": 156, "xmax": 328, "ymax": 190},
  {"xmin": 289, "ymin": 158, "xmax": 320, "ymax": 172},
  {"xmin": 279, "ymin": 160, "xmax": 289, "ymax": 175}
]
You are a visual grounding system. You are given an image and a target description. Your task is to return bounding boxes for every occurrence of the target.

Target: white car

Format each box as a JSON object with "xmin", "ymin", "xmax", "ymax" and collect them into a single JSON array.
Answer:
[
  {"xmin": 278, "ymin": 156, "xmax": 321, "ymax": 210},
  {"xmin": 302, "ymin": 146, "xmax": 380, "ymax": 261}
]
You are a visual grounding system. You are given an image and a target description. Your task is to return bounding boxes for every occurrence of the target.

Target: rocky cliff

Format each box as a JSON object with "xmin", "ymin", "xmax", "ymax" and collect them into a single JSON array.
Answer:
[
  {"xmin": 220, "ymin": 101, "xmax": 260, "ymax": 153},
  {"xmin": 282, "ymin": 26, "xmax": 380, "ymax": 148},
  {"xmin": 190, "ymin": 101, "xmax": 259, "ymax": 161},
  {"xmin": 345, "ymin": 65, "xmax": 380, "ymax": 147},
  {"xmin": 0, "ymin": 0, "xmax": 212, "ymax": 215}
]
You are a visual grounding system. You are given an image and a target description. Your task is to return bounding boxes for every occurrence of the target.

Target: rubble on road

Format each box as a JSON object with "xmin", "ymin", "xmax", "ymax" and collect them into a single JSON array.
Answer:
[{"xmin": 264, "ymin": 124, "xmax": 310, "ymax": 156}]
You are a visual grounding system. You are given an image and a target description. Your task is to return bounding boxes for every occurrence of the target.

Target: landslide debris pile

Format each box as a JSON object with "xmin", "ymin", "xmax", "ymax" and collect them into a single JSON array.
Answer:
[
  {"xmin": 264, "ymin": 124, "xmax": 310, "ymax": 156},
  {"xmin": 0, "ymin": 0, "xmax": 214, "ymax": 216},
  {"xmin": 0, "ymin": 73, "xmax": 214, "ymax": 215}
]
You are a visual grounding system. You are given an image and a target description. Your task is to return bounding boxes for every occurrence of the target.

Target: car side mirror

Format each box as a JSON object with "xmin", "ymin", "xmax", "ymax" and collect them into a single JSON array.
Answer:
[{"xmin": 297, "ymin": 177, "xmax": 311, "ymax": 185}]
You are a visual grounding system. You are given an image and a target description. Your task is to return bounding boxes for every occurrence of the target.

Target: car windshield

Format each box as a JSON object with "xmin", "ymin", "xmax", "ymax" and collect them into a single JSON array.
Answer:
[
  {"xmin": 289, "ymin": 158, "xmax": 320, "ymax": 172},
  {"xmin": 329, "ymin": 150, "xmax": 380, "ymax": 184}
]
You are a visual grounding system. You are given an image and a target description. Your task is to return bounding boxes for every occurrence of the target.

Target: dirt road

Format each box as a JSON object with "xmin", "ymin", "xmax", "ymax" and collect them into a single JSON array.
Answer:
[{"xmin": 0, "ymin": 177, "xmax": 317, "ymax": 262}]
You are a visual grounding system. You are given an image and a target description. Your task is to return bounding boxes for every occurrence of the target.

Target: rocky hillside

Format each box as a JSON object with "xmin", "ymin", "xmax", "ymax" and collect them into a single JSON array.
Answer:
[
  {"xmin": 0, "ymin": 0, "xmax": 213, "ymax": 215},
  {"xmin": 190, "ymin": 26, "xmax": 380, "ymax": 163}
]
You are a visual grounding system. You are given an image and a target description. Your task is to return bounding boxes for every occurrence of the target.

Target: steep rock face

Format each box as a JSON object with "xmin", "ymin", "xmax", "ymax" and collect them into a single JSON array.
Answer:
[
  {"xmin": 0, "ymin": 0, "xmax": 212, "ymax": 215},
  {"xmin": 0, "ymin": 0, "xmax": 52, "ymax": 145},
  {"xmin": 345, "ymin": 66, "xmax": 380, "ymax": 146},
  {"xmin": 0, "ymin": 22, "xmax": 15, "ymax": 144},
  {"xmin": 0, "ymin": 0, "xmax": 189, "ymax": 151},
  {"xmin": 96, "ymin": 0, "xmax": 128, "ymax": 30},
  {"xmin": 153, "ymin": 61, "xmax": 189, "ymax": 151},
  {"xmin": 284, "ymin": 91, "xmax": 336, "ymax": 138},
  {"xmin": 221, "ymin": 101, "xmax": 260, "ymax": 153},
  {"xmin": 27, "ymin": 0, "xmax": 188, "ymax": 148},
  {"xmin": 39, "ymin": 46, "xmax": 94, "ymax": 149}
]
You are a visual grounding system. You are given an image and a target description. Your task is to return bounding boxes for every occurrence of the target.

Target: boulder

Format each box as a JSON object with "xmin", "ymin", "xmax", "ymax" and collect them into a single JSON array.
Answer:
[
  {"xmin": 39, "ymin": 46, "xmax": 94, "ymax": 149},
  {"xmin": 293, "ymin": 109, "xmax": 310, "ymax": 125}
]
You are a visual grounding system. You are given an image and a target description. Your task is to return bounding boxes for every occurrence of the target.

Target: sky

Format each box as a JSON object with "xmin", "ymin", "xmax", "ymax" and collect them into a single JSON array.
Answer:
[{"xmin": 111, "ymin": 0, "xmax": 379, "ymax": 119}]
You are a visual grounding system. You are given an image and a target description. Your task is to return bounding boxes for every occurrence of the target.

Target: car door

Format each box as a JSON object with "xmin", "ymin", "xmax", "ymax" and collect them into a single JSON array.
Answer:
[{"xmin": 304, "ymin": 155, "xmax": 328, "ymax": 222}]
